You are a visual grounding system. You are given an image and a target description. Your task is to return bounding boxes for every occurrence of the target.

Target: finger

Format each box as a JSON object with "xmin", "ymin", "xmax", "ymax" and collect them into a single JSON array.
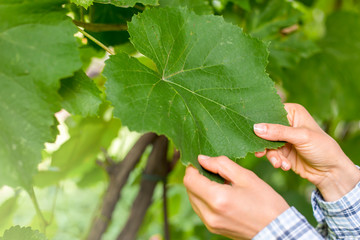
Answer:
[
  {"xmin": 284, "ymin": 103, "xmax": 323, "ymax": 132},
  {"xmin": 183, "ymin": 166, "xmax": 225, "ymax": 200},
  {"xmin": 265, "ymin": 150, "xmax": 282, "ymax": 168},
  {"xmin": 255, "ymin": 150, "xmax": 267, "ymax": 158},
  {"xmin": 198, "ymin": 155, "xmax": 245, "ymax": 184},
  {"xmin": 266, "ymin": 150, "xmax": 291, "ymax": 171},
  {"xmin": 186, "ymin": 190, "xmax": 204, "ymax": 218},
  {"xmin": 278, "ymin": 151, "xmax": 291, "ymax": 171},
  {"xmin": 279, "ymin": 143, "xmax": 292, "ymax": 158},
  {"xmin": 253, "ymin": 123, "xmax": 311, "ymax": 145}
]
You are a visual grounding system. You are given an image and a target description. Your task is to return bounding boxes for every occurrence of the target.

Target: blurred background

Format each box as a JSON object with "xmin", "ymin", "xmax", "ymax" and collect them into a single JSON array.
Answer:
[{"xmin": 1, "ymin": 0, "xmax": 360, "ymax": 239}]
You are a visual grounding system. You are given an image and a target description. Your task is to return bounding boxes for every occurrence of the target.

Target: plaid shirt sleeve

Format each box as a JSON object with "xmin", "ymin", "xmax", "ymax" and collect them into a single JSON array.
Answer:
[
  {"xmin": 312, "ymin": 181, "xmax": 360, "ymax": 239},
  {"xmin": 253, "ymin": 180, "xmax": 360, "ymax": 240},
  {"xmin": 253, "ymin": 207, "xmax": 323, "ymax": 240}
]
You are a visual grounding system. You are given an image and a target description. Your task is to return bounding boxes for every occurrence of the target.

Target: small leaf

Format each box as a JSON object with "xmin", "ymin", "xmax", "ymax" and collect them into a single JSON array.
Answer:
[
  {"xmin": 59, "ymin": 71, "xmax": 102, "ymax": 117},
  {"xmin": 71, "ymin": 0, "xmax": 93, "ymax": 9},
  {"xmin": 0, "ymin": 195, "xmax": 18, "ymax": 234},
  {"xmin": 104, "ymin": 8, "xmax": 288, "ymax": 180},
  {"xmin": 0, "ymin": 226, "xmax": 47, "ymax": 240},
  {"xmin": 34, "ymin": 116, "xmax": 121, "ymax": 187}
]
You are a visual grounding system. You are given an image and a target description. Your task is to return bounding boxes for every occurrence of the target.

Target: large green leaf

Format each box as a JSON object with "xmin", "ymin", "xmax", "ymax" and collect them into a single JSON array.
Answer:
[
  {"xmin": 0, "ymin": 226, "xmax": 47, "ymax": 240},
  {"xmin": 104, "ymin": 8, "xmax": 288, "ymax": 180},
  {"xmin": 284, "ymin": 11, "xmax": 360, "ymax": 120},
  {"xmin": 0, "ymin": 0, "xmax": 81, "ymax": 189}
]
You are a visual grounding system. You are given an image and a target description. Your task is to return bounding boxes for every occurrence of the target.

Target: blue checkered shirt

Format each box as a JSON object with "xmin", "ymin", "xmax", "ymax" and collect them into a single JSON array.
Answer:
[{"xmin": 253, "ymin": 181, "xmax": 360, "ymax": 239}]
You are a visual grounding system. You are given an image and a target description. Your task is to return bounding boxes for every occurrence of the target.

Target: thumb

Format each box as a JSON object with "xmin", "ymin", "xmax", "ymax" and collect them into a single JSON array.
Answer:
[
  {"xmin": 253, "ymin": 123, "xmax": 310, "ymax": 145},
  {"xmin": 198, "ymin": 155, "xmax": 247, "ymax": 184}
]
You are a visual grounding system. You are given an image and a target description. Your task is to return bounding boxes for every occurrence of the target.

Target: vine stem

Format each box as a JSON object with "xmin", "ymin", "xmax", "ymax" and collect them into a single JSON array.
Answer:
[
  {"xmin": 77, "ymin": 27, "xmax": 115, "ymax": 55},
  {"xmin": 28, "ymin": 187, "xmax": 49, "ymax": 232},
  {"xmin": 163, "ymin": 178, "xmax": 170, "ymax": 240}
]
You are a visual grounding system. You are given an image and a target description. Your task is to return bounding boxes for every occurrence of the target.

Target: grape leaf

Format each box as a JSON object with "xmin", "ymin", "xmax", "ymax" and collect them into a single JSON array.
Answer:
[
  {"xmin": 104, "ymin": 8, "xmax": 288, "ymax": 180},
  {"xmin": 0, "ymin": 0, "xmax": 81, "ymax": 189},
  {"xmin": 159, "ymin": 0, "xmax": 213, "ymax": 15},
  {"xmin": 59, "ymin": 71, "xmax": 102, "ymax": 116},
  {"xmin": 0, "ymin": 226, "xmax": 47, "ymax": 240},
  {"xmin": 94, "ymin": 0, "xmax": 158, "ymax": 7}
]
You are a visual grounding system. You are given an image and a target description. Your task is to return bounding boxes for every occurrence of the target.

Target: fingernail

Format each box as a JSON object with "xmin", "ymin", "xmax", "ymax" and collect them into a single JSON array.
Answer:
[
  {"xmin": 281, "ymin": 161, "xmax": 289, "ymax": 170},
  {"xmin": 254, "ymin": 124, "xmax": 267, "ymax": 134},
  {"xmin": 270, "ymin": 157, "xmax": 278, "ymax": 166},
  {"xmin": 198, "ymin": 155, "xmax": 210, "ymax": 160}
]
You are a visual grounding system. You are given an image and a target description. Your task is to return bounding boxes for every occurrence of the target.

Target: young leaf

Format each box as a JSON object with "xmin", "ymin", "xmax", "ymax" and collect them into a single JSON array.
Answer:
[
  {"xmin": 104, "ymin": 8, "xmax": 288, "ymax": 180},
  {"xmin": 0, "ymin": 0, "xmax": 81, "ymax": 189},
  {"xmin": 59, "ymin": 71, "xmax": 102, "ymax": 117},
  {"xmin": 71, "ymin": 0, "xmax": 93, "ymax": 9},
  {"xmin": 33, "ymin": 116, "xmax": 121, "ymax": 187},
  {"xmin": 0, "ymin": 226, "xmax": 47, "ymax": 240}
]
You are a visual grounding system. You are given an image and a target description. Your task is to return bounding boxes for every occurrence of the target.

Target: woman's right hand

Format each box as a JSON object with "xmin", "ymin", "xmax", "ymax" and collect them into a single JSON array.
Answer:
[{"xmin": 253, "ymin": 103, "xmax": 360, "ymax": 202}]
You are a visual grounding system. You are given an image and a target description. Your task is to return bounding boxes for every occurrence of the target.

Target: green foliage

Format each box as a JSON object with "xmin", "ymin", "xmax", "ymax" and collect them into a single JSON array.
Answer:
[
  {"xmin": 0, "ymin": 195, "xmax": 18, "ymax": 233},
  {"xmin": 2, "ymin": 0, "xmax": 360, "ymax": 239},
  {"xmin": 284, "ymin": 11, "xmax": 360, "ymax": 120},
  {"xmin": 0, "ymin": 226, "xmax": 47, "ymax": 240},
  {"xmin": 72, "ymin": 0, "xmax": 159, "ymax": 8},
  {"xmin": 94, "ymin": 0, "xmax": 159, "ymax": 7},
  {"xmin": 159, "ymin": 0, "xmax": 213, "ymax": 14},
  {"xmin": 105, "ymin": 7, "xmax": 288, "ymax": 180},
  {"xmin": 0, "ymin": 0, "xmax": 81, "ymax": 190},
  {"xmin": 34, "ymin": 115, "xmax": 121, "ymax": 187},
  {"xmin": 85, "ymin": 3, "xmax": 139, "ymax": 47},
  {"xmin": 71, "ymin": 0, "xmax": 93, "ymax": 9},
  {"xmin": 59, "ymin": 71, "xmax": 102, "ymax": 117}
]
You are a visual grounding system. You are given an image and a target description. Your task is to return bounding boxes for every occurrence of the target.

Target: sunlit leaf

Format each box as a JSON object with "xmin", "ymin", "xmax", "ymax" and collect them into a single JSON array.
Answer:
[
  {"xmin": 104, "ymin": 8, "xmax": 288, "ymax": 180},
  {"xmin": 0, "ymin": 0, "xmax": 81, "ymax": 189}
]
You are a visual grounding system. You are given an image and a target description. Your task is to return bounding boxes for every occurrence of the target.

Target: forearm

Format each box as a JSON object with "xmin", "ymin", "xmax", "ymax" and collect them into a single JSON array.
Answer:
[{"xmin": 315, "ymin": 158, "xmax": 360, "ymax": 202}]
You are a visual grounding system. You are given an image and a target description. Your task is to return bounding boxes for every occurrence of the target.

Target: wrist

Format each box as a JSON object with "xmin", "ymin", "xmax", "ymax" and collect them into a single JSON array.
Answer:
[{"xmin": 316, "ymin": 158, "xmax": 360, "ymax": 202}]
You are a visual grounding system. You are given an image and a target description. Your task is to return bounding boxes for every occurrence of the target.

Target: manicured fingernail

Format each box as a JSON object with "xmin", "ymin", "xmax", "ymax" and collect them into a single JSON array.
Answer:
[
  {"xmin": 270, "ymin": 157, "xmax": 278, "ymax": 166},
  {"xmin": 281, "ymin": 161, "xmax": 289, "ymax": 170},
  {"xmin": 254, "ymin": 124, "xmax": 267, "ymax": 134},
  {"xmin": 198, "ymin": 155, "xmax": 210, "ymax": 160}
]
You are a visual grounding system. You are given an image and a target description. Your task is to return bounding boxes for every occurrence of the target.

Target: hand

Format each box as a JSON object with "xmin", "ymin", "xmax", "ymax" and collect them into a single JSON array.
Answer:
[
  {"xmin": 254, "ymin": 103, "xmax": 360, "ymax": 201},
  {"xmin": 183, "ymin": 155, "xmax": 289, "ymax": 240}
]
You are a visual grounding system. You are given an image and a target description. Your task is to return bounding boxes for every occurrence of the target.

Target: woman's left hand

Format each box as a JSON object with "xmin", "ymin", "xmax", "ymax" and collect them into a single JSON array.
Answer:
[{"xmin": 183, "ymin": 155, "xmax": 289, "ymax": 240}]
